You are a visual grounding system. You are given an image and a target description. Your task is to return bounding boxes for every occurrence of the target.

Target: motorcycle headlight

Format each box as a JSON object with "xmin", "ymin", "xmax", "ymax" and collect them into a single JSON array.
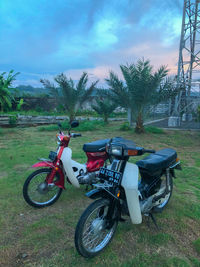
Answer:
[
  {"xmin": 57, "ymin": 135, "xmax": 61, "ymax": 144},
  {"xmin": 110, "ymin": 145, "xmax": 123, "ymax": 156}
]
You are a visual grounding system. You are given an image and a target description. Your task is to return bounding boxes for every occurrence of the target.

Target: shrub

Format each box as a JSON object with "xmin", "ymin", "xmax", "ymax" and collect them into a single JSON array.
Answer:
[
  {"xmin": 119, "ymin": 122, "xmax": 131, "ymax": 131},
  {"xmin": 75, "ymin": 120, "xmax": 105, "ymax": 131},
  {"xmin": 145, "ymin": 126, "xmax": 164, "ymax": 134},
  {"xmin": 9, "ymin": 115, "xmax": 17, "ymax": 126},
  {"xmin": 37, "ymin": 120, "xmax": 105, "ymax": 132}
]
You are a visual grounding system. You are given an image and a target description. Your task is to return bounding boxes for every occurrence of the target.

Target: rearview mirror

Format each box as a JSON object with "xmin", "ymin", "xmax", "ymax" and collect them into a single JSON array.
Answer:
[{"xmin": 70, "ymin": 120, "xmax": 79, "ymax": 128}]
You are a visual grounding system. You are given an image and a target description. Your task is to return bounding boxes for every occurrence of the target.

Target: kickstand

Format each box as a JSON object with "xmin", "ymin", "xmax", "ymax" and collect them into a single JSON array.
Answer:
[{"xmin": 146, "ymin": 213, "xmax": 160, "ymax": 231}]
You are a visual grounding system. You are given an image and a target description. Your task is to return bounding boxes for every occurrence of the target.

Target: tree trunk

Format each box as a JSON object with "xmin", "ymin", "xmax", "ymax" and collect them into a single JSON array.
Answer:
[
  {"xmin": 135, "ymin": 112, "xmax": 145, "ymax": 134},
  {"xmin": 127, "ymin": 108, "xmax": 133, "ymax": 126},
  {"xmin": 69, "ymin": 112, "xmax": 75, "ymax": 123},
  {"xmin": 104, "ymin": 115, "xmax": 108, "ymax": 123}
]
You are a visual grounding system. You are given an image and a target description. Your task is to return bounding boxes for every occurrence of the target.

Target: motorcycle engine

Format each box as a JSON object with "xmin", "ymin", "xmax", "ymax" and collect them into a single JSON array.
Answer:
[{"xmin": 77, "ymin": 171, "xmax": 99, "ymax": 185}]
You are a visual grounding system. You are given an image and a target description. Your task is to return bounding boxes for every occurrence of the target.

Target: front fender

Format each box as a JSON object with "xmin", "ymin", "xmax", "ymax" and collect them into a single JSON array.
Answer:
[
  {"xmin": 121, "ymin": 162, "xmax": 142, "ymax": 224},
  {"xmin": 32, "ymin": 161, "xmax": 65, "ymax": 190},
  {"xmin": 32, "ymin": 161, "xmax": 54, "ymax": 168},
  {"xmin": 86, "ymin": 188, "xmax": 111, "ymax": 199}
]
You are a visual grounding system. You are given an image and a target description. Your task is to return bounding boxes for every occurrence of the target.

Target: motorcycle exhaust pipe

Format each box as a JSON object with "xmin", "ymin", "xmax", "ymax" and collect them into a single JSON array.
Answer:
[{"xmin": 153, "ymin": 169, "xmax": 170, "ymax": 203}]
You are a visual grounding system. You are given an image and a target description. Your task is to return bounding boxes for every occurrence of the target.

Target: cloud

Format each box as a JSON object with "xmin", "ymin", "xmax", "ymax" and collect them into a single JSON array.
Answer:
[{"xmin": 0, "ymin": 0, "xmax": 184, "ymax": 86}]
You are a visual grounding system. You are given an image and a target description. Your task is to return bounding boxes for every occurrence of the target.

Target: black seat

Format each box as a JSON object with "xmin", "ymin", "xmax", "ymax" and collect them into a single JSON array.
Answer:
[
  {"xmin": 83, "ymin": 139, "xmax": 110, "ymax": 152},
  {"xmin": 136, "ymin": 148, "xmax": 177, "ymax": 172}
]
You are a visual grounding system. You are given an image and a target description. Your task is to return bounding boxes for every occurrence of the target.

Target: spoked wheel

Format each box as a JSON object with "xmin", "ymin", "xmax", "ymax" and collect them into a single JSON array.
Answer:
[
  {"xmin": 154, "ymin": 173, "xmax": 173, "ymax": 212},
  {"xmin": 23, "ymin": 168, "xmax": 62, "ymax": 208},
  {"xmin": 75, "ymin": 198, "xmax": 118, "ymax": 258}
]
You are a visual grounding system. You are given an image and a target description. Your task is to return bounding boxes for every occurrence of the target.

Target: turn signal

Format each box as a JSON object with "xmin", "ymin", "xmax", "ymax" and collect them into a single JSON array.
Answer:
[
  {"xmin": 117, "ymin": 191, "xmax": 120, "ymax": 198},
  {"xmin": 128, "ymin": 150, "xmax": 138, "ymax": 156},
  {"xmin": 63, "ymin": 136, "xmax": 70, "ymax": 142},
  {"xmin": 176, "ymin": 158, "xmax": 179, "ymax": 162}
]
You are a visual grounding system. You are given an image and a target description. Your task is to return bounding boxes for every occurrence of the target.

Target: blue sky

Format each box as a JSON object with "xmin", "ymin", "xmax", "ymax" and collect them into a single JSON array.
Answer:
[{"xmin": 0, "ymin": 0, "xmax": 183, "ymax": 87}]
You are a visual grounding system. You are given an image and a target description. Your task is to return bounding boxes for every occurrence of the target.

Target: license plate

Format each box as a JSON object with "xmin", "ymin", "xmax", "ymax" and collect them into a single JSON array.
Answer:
[{"xmin": 99, "ymin": 168, "xmax": 122, "ymax": 185}]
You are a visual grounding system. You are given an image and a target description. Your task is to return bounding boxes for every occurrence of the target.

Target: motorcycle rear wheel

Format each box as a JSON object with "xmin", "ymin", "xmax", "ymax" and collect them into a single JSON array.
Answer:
[
  {"xmin": 153, "ymin": 173, "xmax": 173, "ymax": 212},
  {"xmin": 75, "ymin": 198, "xmax": 118, "ymax": 258},
  {"xmin": 23, "ymin": 168, "xmax": 62, "ymax": 208}
]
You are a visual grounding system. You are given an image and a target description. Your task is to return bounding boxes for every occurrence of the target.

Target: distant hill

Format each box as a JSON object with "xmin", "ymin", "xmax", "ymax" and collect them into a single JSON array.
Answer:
[
  {"xmin": 12, "ymin": 85, "xmax": 50, "ymax": 96},
  {"xmin": 12, "ymin": 85, "xmax": 106, "ymax": 97}
]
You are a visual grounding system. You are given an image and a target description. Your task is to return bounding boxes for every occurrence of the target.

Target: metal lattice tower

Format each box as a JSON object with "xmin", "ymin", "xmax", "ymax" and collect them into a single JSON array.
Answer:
[{"xmin": 175, "ymin": 0, "xmax": 200, "ymax": 115}]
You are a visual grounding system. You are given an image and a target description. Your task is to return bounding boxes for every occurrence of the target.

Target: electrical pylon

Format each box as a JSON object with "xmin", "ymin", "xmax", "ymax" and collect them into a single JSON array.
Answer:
[{"xmin": 174, "ymin": 0, "xmax": 200, "ymax": 116}]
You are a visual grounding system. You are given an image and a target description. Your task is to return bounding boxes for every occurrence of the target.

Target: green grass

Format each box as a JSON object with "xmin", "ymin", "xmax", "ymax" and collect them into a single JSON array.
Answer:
[
  {"xmin": 0, "ymin": 122, "xmax": 200, "ymax": 266},
  {"xmin": 145, "ymin": 126, "xmax": 164, "ymax": 134},
  {"xmin": 193, "ymin": 238, "xmax": 200, "ymax": 254}
]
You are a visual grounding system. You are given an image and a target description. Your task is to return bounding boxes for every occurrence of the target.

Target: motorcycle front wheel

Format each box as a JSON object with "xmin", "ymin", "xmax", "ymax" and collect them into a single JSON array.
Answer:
[
  {"xmin": 23, "ymin": 168, "xmax": 63, "ymax": 208},
  {"xmin": 75, "ymin": 198, "xmax": 118, "ymax": 258}
]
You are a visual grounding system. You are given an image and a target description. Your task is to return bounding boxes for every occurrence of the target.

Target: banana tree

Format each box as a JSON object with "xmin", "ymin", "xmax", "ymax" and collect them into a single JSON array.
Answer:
[{"xmin": 0, "ymin": 70, "xmax": 19, "ymax": 112}]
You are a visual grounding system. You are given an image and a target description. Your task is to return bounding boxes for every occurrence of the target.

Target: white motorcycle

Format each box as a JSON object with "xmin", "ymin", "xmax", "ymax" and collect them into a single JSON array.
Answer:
[{"xmin": 74, "ymin": 137, "xmax": 181, "ymax": 258}]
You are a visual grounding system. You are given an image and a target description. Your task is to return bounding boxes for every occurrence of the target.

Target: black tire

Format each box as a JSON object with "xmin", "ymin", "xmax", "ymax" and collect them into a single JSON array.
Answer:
[
  {"xmin": 75, "ymin": 198, "xmax": 118, "ymax": 258},
  {"xmin": 23, "ymin": 168, "xmax": 62, "ymax": 208},
  {"xmin": 153, "ymin": 173, "xmax": 173, "ymax": 212}
]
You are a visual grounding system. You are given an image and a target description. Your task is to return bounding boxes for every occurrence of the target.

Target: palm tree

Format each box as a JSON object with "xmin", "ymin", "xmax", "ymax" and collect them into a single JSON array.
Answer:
[
  {"xmin": 0, "ymin": 70, "xmax": 19, "ymax": 112},
  {"xmin": 92, "ymin": 98, "xmax": 117, "ymax": 123},
  {"xmin": 41, "ymin": 72, "xmax": 98, "ymax": 122},
  {"xmin": 106, "ymin": 59, "xmax": 169, "ymax": 133}
]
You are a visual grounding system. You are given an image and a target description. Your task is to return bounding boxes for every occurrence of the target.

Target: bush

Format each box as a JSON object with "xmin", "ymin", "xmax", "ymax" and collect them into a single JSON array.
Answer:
[
  {"xmin": 145, "ymin": 126, "xmax": 164, "ymax": 134},
  {"xmin": 37, "ymin": 120, "xmax": 105, "ymax": 132},
  {"xmin": 9, "ymin": 115, "xmax": 17, "ymax": 126},
  {"xmin": 119, "ymin": 122, "xmax": 131, "ymax": 131},
  {"xmin": 75, "ymin": 120, "xmax": 105, "ymax": 131}
]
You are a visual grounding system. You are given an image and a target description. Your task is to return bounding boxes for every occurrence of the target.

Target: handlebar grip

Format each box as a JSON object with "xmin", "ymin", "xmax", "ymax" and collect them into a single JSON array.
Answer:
[
  {"xmin": 143, "ymin": 149, "xmax": 156, "ymax": 153},
  {"xmin": 72, "ymin": 133, "xmax": 82, "ymax": 138}
]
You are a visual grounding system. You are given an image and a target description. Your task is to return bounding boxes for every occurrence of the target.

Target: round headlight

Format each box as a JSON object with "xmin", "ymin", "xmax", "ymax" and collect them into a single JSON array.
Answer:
[{"xmin": 111, "ymin": 145, "xmax": 123, "ymax": 156}]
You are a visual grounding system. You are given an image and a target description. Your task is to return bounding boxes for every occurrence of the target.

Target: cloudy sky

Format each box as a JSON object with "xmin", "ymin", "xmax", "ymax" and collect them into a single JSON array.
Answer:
[{"xmin": 0, "ymin": 0, "xmax": 183, "ymax": 87}]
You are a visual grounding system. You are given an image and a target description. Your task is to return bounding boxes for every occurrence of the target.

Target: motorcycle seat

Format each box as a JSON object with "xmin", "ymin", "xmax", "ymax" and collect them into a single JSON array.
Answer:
[
  {"xmin": 136, "ymin": 148, "xmax": 177, "ymax": 172},
  {"xmin": 83, "ymin": 139, "xmax": 110, "ymax": 153}
]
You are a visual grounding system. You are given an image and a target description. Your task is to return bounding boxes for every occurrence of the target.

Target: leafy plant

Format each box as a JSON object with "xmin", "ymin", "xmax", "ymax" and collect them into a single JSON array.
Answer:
[
  {"xmin": 41, "ymin": 72, "xmax": 98, "ymax": 122},
  {"xmin": 37, "ymin": 120, "xmax": 105, "ymax": 132},
  {"xmin": 16, "ymin": 98, "xmax": 24, "ymax": 111},
  {"xmin": 0, "ymin": 70, "xmax": 20, "ymax": 112},
  {"xmin": 106, "ymin": 59, "xmax": 172, "ymax": 133},
  {"xmin": 119, "ymin": 121, "xmax": 131, "ymax": 131},
  {"xmin": 9, "ymin": 115, "xmax": 17, "ymax": 126},
  {"xmin": 92, "ymin": 99, "xmax": 117, "ymax": 123}
]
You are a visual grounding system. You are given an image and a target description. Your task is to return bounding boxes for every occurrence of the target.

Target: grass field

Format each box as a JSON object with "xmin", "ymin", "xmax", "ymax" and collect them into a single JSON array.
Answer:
[{"xmin": 0, "ymin": 122, "xmax": 200, "ymax": 267}]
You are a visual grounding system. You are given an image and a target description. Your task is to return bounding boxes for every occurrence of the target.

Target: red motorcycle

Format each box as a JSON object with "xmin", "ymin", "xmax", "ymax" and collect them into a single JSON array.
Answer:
[{"xmin": 23, "ymin": 121, "xmax": 111, "ymax": 208}]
